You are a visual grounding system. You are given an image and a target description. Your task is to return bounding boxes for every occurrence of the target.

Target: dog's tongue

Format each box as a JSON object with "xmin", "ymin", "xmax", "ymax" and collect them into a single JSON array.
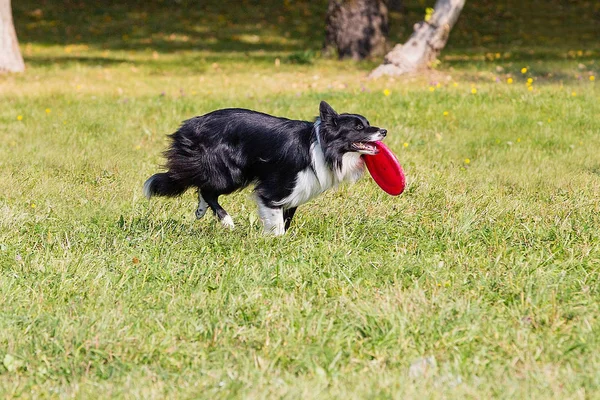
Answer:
[{"xmin": 363, "ymin": 141, "xmax": 406, "ymax": 196}]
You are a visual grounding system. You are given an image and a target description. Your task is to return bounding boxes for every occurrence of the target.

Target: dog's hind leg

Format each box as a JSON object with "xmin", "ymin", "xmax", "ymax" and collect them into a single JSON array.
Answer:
[
  {"xmin": 283, "ymin": 207, "xmax": 297, "ymax": 232},
  {"xmin": 195, "ymin": 191, "xmax": 209, "ymax": 219},
  {"xmin": 256, "ymin": 197, "xmax": 285, "ymax": 236},
  {"xmin": 202, "ymin": 191, "xmax": 235, "ymax": 229}
]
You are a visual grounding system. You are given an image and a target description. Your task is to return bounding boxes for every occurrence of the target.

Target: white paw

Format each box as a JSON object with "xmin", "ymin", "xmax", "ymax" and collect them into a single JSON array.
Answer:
[
  {"xmin": 221, "ymin": 215, "xmax": 235, "ymax": 229},
  {"xmin": 263, "ymin": 224, "xmax": 285, "ymax": 236}
]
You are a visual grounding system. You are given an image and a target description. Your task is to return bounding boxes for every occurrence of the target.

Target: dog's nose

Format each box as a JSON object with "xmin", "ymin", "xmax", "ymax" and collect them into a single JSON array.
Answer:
[{"xmin": 379, "ymin": 129, "xmax": 387, "ymax": 137}]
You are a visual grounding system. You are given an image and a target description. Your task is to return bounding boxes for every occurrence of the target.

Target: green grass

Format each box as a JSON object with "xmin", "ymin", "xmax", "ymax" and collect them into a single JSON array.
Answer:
[{"xmin": 1, "ymin": 0, "xmax": 600, "ymax": 398}]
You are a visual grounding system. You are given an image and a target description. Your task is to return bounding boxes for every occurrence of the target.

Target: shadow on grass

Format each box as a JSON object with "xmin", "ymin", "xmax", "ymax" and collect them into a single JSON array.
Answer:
[
  {"xmin": 14, "ymin": 0, "xmax": 327, "ymax": 54},
  {"xmin": 13, "ymin": 0, "xmax": 600, "ymax": 68}
]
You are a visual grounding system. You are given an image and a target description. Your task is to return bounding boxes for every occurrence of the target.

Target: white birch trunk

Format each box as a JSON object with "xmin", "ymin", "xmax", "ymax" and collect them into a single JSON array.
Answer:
[
  {"xmin": 370, "ymin": 0, "xmax": 464, "ymax": 78},
  {"xmin": 0, "ymin": 0, "xmax": 25, "ymax": 73}
]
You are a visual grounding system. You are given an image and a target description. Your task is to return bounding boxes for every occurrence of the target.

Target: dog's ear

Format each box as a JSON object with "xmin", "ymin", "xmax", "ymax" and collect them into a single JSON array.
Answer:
[{"xmin": 319, "ymin": 101, "xmax": 338, "ymax": 126}]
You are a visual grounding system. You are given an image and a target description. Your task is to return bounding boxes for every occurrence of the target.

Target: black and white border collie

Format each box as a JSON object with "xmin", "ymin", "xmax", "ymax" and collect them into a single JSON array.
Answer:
[{"xmin": 144, "ymin": 101, "xmax": 387, "ymax": 235}]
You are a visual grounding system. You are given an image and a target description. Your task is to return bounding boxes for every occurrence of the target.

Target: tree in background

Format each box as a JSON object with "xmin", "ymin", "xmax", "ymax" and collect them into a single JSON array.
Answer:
[
  {"xmin": 0, "ymin": 0, "xmax": 24, "ymax": 73},
  {"xmin": 370, "ymin": 0, "xmax": 464, "ymax": 78},
  {"xmin": 323, "ymin": 0, "xmax": 389, "ymax": 60},
  {"xmin": 387, "ymin": 0, "xmax": 403, "ymax": 12}
]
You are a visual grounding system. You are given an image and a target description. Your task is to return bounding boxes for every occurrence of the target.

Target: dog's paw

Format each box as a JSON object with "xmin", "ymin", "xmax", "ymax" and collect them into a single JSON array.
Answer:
[
  {"xmin": 195, "ymin": 206, "xmax": 207, "ymax": 219},
  {"xmin": 221, "ymin": 215, "xmax": 235, "ymax": 229},
  {"xmin": 263, "ymin": 225, "xmax": 285, "ymax": 236}
]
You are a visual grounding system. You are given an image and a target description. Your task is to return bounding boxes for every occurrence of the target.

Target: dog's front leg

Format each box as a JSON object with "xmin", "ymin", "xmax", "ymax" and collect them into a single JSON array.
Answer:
[
  {"xmin": 256, "ymin": 199, "xmax": 285, "ymax": 236},
  {"xmin": 283, "ymin": 207, "xmax": 297, "ymax": 231}
]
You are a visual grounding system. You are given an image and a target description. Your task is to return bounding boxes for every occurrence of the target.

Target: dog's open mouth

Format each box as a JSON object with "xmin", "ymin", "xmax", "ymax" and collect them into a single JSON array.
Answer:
[{"xmin": 352, "ymin": 142, "xmax": 379, "ymax": 155}]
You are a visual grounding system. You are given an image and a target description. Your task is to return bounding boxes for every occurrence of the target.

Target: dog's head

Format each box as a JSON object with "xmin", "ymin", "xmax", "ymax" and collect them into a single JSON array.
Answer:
[{"xmin": 318, "ymin": 101, "xmax": 387, "ymax": 157}]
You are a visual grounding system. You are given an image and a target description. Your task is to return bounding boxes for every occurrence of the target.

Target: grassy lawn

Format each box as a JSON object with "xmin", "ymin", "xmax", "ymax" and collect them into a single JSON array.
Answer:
[{"xmin": 1, "ymin": 0, "xmax": 599, "ymax": 398}]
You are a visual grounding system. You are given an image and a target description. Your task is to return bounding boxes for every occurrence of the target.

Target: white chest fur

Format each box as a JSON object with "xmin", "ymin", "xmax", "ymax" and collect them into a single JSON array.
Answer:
[{"xmin": 274, "ymin": 129, "xmax": 365, "ymax": 209}]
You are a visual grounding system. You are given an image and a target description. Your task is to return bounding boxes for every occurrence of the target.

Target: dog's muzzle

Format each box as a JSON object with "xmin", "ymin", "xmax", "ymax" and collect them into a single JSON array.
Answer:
[{"xmin": 352, "ymin": 129, "xmax": 387, "ymax": 155}]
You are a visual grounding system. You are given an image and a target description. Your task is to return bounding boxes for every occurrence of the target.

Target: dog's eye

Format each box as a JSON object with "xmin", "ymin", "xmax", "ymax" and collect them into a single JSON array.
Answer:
[{"xmin": 356, "ymin": 124, "xmax": 364, "ymax": 130}]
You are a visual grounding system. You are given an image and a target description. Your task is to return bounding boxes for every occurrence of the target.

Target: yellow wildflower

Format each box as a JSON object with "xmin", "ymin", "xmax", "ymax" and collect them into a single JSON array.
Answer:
[
  {"xmin": 521, "ymin": 67, "xmax": 527, "ymax": 74},
  {"xmin": 17, "ymin": 115, "xmax": 23, "ymax": 121},
  {"xmin": 528, "ymin": 86, "xmax": 533, "ymax": 91},
  {"xmin": 572, "ymin": 92, "xmax": 577, "ymax": 97},
  {"xmin": 383, "ymin": 89, "xmax": 391, "ymax": 96},
  {"xmin": 453, "ymin": 82, "xmax": 458, "ymax": 87},
  {"xmin": 527, "ymin": 78, "xmax": 533, "ymax": 85},
  {"xmin": 443, "ymin": 111, "xmax": 449, "ymax": 116},
  {"xmin": 590, "ymin": 76, "xmax": 596, "ymax": 81},
  {"xmin": 429, "ymin": 86, "xmax": 435, "ymax": 92},
  {"xmin": 45, "ymin": 108, "xmax": 51, "ymax": 114},
  {"xmin": 403, "ymin": 142, "xmax": 409, "ymax": 148},
  {"xmin": 471, "ymin": 88, "xmax": 477, "ymax": 94},
  {"xmin": 464, "ymin": 158, "xmax": 471, "ymax": 164},
  {"xmin": 507, "ymin": 78, "xmax": 513, "ymax": 84},
  {"xmin": 424, "ymin": 7, "xmax": 434, "ymax": 22}
]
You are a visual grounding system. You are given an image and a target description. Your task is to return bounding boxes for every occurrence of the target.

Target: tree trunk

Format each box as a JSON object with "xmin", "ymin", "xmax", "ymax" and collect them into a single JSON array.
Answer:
[
  {"xmin": 386, "ymin": 0, "xmax": 403, "ymax": 12},
  {"xmin": 324, "ymin": 0, "xmax": 389, "ymax": 61},
  {"xmin": 0, "ymin": 0, "xmax": 24, "ymax": 73},
  {"xmin": 369, "ymin": 0, "xmax": 464, "ymax": 78}
]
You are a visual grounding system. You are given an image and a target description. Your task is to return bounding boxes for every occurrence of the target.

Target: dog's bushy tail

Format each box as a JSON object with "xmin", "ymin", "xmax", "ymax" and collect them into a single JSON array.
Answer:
[{"xmin": 143, "ymin": 173, "xmax": 188, "ymax": 199}]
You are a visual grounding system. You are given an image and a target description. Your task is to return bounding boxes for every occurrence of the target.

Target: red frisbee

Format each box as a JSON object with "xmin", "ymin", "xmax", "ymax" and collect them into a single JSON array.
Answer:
[{"xmin": 363, "ymin": 141, "xmax": 406, "ymax": 196}]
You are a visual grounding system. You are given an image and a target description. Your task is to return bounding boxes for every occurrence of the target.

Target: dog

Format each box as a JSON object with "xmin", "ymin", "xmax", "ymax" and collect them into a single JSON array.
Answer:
[{"xmin": 144, "ymin": 101, "xmax": 387, "ymax": 235}]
